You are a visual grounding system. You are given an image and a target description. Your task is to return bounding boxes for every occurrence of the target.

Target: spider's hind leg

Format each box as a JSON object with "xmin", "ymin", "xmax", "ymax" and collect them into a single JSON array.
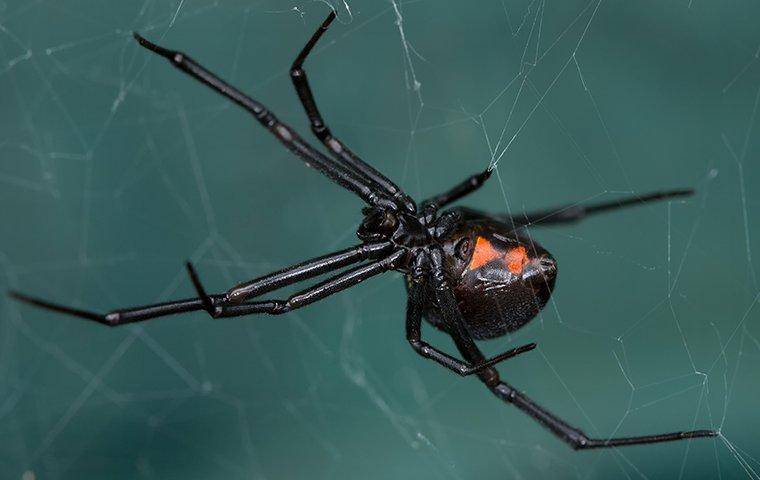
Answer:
[
  {"xmin": 406, "ymin": 281, "xmax": 535, "ymax": 376},
  {"xmin": 423, "ymin": 245, "xmax": 716, "ymax": 449},
  {"xmin": 405, "ymin": 250, "xmax": 536, "ymax": 377}
]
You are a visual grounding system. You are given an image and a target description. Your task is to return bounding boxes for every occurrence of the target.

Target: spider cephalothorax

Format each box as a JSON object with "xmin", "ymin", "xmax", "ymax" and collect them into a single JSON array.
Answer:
[{"xmin": 10, "ymin": 11, "xmax": 716, "ymax": 451}]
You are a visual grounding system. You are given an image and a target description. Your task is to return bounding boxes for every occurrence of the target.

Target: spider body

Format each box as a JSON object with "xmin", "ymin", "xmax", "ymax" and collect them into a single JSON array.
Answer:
[
  {"xmin": 10, "ymin": 12, "xmax": 717, "ymax": 450},
  {"xmin": 415, "ymin": 208, "xmax": 557, "ymax": 340}
]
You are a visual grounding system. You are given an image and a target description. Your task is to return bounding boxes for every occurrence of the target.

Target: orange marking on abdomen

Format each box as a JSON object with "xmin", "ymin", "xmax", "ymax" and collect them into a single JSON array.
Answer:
[
  {"xmin": 504, "ymin": 245, "xmax": 529, "ymax": 274},
  {"xmin": 468, "ymin": 236, "xmax": 501, "ymax": 270}
]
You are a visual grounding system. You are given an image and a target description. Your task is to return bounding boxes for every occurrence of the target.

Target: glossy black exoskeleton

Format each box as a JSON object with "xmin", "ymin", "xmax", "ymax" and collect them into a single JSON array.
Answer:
[
  {"xmin": 416, "ymin": 208, "xmax": 557, "ymax": 340},
  {"xmin": 10, "ymin": 11, "xmax": 716, "ymax": 450}
]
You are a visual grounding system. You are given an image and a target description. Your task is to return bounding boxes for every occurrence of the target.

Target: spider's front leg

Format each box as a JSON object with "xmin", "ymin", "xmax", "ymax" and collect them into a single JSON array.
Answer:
[
  {"xmin": 289, "ymin": 11, "xmax": 416, "ymax": 213},
  {"xmin": 422, "ymin": 169, "xmax": 492, "ymax": 212},
  {"xmin": 132, "ymin": 32, "xmax": 399, "ymax": 211}
]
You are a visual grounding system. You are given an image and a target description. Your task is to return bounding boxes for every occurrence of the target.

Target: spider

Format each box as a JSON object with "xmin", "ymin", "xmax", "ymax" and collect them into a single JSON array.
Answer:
[{"xmin": 10, "ymin": 12, "xmax": 716, "ymax": 450}]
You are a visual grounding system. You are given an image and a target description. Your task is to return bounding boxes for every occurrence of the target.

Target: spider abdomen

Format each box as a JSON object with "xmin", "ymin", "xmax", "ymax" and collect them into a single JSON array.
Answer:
[
  {"xmin": 415, "ymin": 277, "xmax": 553, "ymax": 340},
  {"xmin": 418, "ymin": 208, "xmax": 558, "ymax": 339}
]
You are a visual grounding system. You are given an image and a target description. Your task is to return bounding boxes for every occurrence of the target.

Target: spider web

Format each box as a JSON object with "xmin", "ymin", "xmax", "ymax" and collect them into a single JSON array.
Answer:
[{"xmin": 1, "ymin": 0, "xmax": 759, "ymax": 478}]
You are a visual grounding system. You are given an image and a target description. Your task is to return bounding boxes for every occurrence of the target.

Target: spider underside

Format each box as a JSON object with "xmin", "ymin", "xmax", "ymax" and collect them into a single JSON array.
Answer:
[{"xmin": 10, "ymin": 12, "xmax": 716, "ymax": 450}]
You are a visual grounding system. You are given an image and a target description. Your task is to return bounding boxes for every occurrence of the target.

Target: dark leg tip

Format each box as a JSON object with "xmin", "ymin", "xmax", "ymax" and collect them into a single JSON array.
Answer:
[
  {"xmin": 690, "ymin": 429, "xmax": 718, "ymax": 438},
  {"xmin": 469, "ymin": 169, "xmax": 492, "ymax": 188},
  {"xmin": 323, "ymin": 10, "xmax": 337, "ymax": 27},
  {"xmin": 185, "ymin": 261, "xmax": 203, "ymax": 287},
  {"xmin": 132, "ymin": 31, "xmax": 149, "ymax": 47},
  {"xmin": 8, "ymin": 290, "xmax": 26, "ymax": 302},
  {"xmin": 8, "ymin": 290, "xmax": 41, "ymax": 307},
  {"xmin": 8, "ymin": 290, "xmax": 107, "ymax": 323},
  {"xmin": 640, "ymin": 188, "xmax": 695, "ymax": 204},
  {"xmin": 133, "ymin": 32, "xmax": 175, "ymax": 60},
  {"xmin": 670, "ymin": 188, "xmax": 694, "ymax": 198}
]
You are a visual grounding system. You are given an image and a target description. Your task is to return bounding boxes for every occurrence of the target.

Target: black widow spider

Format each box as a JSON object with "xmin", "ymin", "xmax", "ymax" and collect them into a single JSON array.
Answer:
[{"xmin": 10, "ymin": 12, "xmax": 716, "ymax": 450}]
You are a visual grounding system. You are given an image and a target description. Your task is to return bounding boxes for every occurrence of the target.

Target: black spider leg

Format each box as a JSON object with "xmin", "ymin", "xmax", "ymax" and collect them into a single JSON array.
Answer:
[
  {"xmin": 10, "ymin": 244, "xmax": 399, "ymax": 326},
  {"xmin": 9, "ymin": 290, "xmax": 208, "ymax": 327},
  {"xmin": 132, "ymin": 33, "xmax": 397, "ymax": 211},
  {"xmin": 406, "ymin": 273, "xmax": 536, "ymax": 376},
  {"xmin": 186, "ymin": 261, "xmax": 213, "ymax": 314},
  {"xmin": 206, "ymin": 249, "xmax": 405, "ymax": 318},
  {"xmin": 225, "ymin": 241, "xmax": 392, "ymax": 304},
  {"xmin": 422, "ymin": 169, "xmax": 492, "ymax": 212},
  {"xmin": 426, "ymin": 252, "xmax": 716, "ymax": 449},
  {"xmin": 512, "ymin": 189, "xmax": 694, "ymax": 226},
  {"xmin": 290, "ymin": 12, "xmax": 416, "ymax": 213}
]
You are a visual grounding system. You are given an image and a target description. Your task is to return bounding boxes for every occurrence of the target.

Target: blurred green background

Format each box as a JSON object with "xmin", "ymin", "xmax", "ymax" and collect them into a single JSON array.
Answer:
[{"xmin": 1, "ymin": 0, "xmax": 759, "ymax": 478}]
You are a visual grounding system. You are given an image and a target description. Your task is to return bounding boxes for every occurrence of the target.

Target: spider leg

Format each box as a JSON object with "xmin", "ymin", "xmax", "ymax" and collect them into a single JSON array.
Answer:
[
  {"xmin": 225, "ymin": 241, "xmax": 392, "ymax": 304},
  {"xmin": 185, "ymin": 261, "xmax": 214, "ymax": 314},
  {"xmin": 406, "ymin": 279, "xmax": 536, "ymax": 376},
  {"xmin": 512, "ymin": 188, "xmax": 694, "ymax": 226},
  {"xmin": 10, "ymin": 247, "xmax": 401, "ymax": 326},
  {"xmin": 9, "ymin": 291, "xmax": 214, "ymax": 326},
  {"xmin": 290, "ymin": 12, "xmax": 416, "ymax": 213},
  {"xmin": 217, "ymin": 250, "xmax": 402, "ymax": 317},
  {"xmin": 490, "ymin": 382, "xmax": 716, "ymax": 449},
  {"xmin": 426, "ymin": 250, "xmax": 717, "ymax": 449},
  {"xmin": 132, "ymin": 33, "xmax": 396, "ymax": 211},
  {"xmin": 422, "ymin": 169, "xmax": 492, "ymax": 211}
]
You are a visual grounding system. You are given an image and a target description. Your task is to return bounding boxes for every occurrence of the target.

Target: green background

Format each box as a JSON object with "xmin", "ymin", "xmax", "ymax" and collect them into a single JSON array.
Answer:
[{"xmin": 1, "ymin": 0, "xmax": 758, "ymax": 478}]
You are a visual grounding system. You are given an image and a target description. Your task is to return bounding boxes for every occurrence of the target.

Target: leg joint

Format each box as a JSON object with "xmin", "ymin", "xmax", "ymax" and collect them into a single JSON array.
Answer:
[
  {"xmin": 407, "ymin": 338, "xmax": 425, "ymax": 353},
  {"xmin": 479, "ymin": 367, "xmax": 501, "ymax": 387},
  {"xmin": 569, "ymin": 433, "xmax": 591, "ymax": 450},
  {"xmin": 270, "ymin": 301, "xmax": 290, "ymax": 315},
  {"xmin": 311, "ymin": 124, "xmax": 331, "ymax": 141}
]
